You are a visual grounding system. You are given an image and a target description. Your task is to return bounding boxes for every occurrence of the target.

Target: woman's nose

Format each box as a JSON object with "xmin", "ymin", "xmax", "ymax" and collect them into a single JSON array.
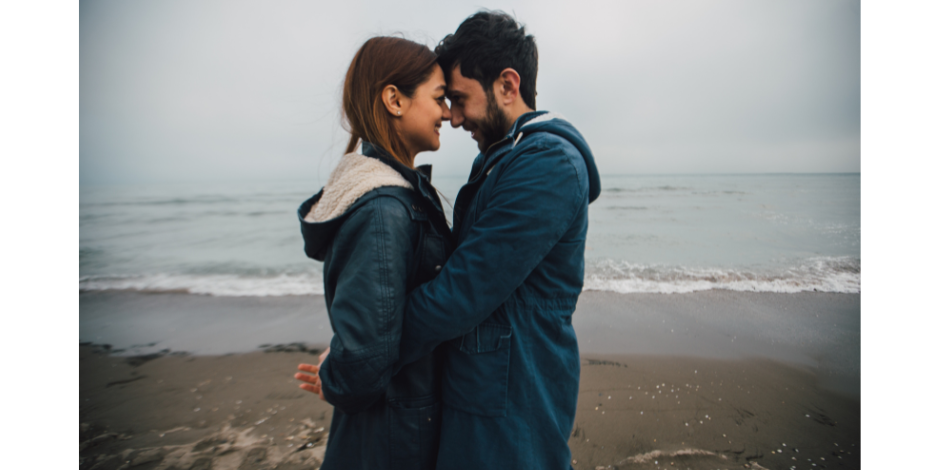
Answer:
[{"xmin": 442, "ymin": 104, "xmax": 452, "ymax": 121}]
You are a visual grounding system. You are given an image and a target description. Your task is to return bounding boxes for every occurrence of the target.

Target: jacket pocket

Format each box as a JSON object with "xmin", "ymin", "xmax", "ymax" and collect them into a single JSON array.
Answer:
[
  {"xmin": 442, "ymin": 322, "xmax": 512, "ymax": 417},
  {"xmin": 387, "ymin": 398, "xmax": 441, "ymax": 470}
]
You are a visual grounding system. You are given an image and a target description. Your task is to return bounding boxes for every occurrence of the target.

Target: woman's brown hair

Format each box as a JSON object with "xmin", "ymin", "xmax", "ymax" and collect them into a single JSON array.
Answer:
[{"xmin": 343, "ymin": 37, "xmax": 438, "ymax": 168}]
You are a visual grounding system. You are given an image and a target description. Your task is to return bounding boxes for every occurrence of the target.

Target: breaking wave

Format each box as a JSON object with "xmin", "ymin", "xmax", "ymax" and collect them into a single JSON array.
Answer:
[
  {"xmin": 583, "ymin": 256, "xmax": 860, "ymax": 294},
  {"xmin": 80, "ymin": 272, "xmax": 325, "ymax": 297},
  {"xmin": 79, "ymin": 257, "xmax": 858, "ymax": 297}
]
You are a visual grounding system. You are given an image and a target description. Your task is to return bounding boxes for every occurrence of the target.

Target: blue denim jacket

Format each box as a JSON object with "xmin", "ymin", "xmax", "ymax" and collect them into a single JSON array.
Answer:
[{"xmin": 397, "ymin": 111, "xmax": 601, "ymax": 469}]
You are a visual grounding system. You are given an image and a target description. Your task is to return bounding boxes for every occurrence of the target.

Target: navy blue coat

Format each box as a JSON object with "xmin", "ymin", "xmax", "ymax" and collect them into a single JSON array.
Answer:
[
  {"xmin": 299, "ymin": 143, "xmax": 455, "ymax": 470},
  {"xmin": 397, "ymin": 111, "xmax": 601, "ymax": 469}
]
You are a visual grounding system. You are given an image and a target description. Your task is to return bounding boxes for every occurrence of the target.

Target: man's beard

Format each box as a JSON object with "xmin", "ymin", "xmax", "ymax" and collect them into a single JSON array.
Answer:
[{"xmin": 475, "ymin": 90, "xmax": 510, "ymax": 152}]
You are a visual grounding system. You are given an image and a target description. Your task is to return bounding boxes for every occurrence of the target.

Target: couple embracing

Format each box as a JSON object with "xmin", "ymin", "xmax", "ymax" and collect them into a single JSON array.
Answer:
[{"xmin": 295, "ymin": 10, "xmax": 601, "ymax": 470}]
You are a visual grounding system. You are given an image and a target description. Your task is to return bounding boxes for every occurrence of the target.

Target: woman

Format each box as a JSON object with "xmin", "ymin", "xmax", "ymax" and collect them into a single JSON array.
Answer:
[{"xmin": 292, "ymin": 37, "xmax": 454, "ymax": 470}]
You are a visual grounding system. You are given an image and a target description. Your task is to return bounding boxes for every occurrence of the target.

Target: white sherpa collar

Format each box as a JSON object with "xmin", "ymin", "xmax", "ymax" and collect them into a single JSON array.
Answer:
[
  {"xmin": 521, "ymin": 112, "xmax": 566, "ymax": 128},
  {"xmin": 304, "ymin": 153, "xmax": 413, "ymax": 223}
]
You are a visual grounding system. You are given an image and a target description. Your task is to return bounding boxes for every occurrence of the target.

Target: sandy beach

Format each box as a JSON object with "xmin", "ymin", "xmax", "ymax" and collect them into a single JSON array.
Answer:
[{"xmin": 80, "ymin": 290, "xmax": 860, "ymax": 469}]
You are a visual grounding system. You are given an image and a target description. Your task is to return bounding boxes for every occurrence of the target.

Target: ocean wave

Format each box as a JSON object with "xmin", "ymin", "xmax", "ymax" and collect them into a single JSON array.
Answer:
[
  {"xmin": 79, "ymin": 272, "xmax": 325, "ymax": 296},
  {"xmin": 80, "ymin": 257, "xmax": 859, "ymax": 297},
  {"xmin": 583, "ymin": 257, "xmax": 860, "ymax": 294}
]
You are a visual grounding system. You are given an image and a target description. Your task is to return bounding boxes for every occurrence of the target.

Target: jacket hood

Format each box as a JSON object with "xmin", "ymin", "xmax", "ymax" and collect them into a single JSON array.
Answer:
[
  {"xmin": 298, "ymin": 151, "xmax": 412, "ymax": 260},
  {"xmin": 298, "ymin": 142, "xmax": 452, "ymax": 261},
  {"xmin": 515, "ymin": 111, "xmax": 601, "ymax": 203},
  {"xmin": 304, "ymin": 153, "xmax": 412, "ymax": 223}
]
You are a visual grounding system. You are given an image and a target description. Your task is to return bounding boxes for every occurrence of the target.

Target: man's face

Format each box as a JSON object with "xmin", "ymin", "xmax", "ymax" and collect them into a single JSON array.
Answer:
[{"xmin": 445, "ymin": 66, "xmax": 510, "ymax": 152}]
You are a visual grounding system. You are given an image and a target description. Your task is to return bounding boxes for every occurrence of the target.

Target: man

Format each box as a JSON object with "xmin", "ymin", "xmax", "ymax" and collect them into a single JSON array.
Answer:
[{"xmin": 300, "ymin": 10, "xmax": 600, "ymax": 469}]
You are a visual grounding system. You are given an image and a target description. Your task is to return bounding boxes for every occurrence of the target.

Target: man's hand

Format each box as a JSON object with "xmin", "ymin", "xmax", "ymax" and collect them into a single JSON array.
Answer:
[{"xmin": 295, "ymin": 347, "xmax": 330, "ymax": 401}]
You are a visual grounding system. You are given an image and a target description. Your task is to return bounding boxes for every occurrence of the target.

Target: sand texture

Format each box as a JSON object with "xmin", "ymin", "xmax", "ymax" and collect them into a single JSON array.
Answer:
[
  {"xmin": 571, "ymin": 355, "xmax": 858, "ymax": 469},
  {"xmin": 80, "ymin": 290, "xmax": 859, "ymax": 469},
  {"xmin": 80, "ymin": 345, "xmax": 858, "ymax": 470},
  {"xmin": 81, "ymin": 344, "xmax": 332, "ymax": 470}
]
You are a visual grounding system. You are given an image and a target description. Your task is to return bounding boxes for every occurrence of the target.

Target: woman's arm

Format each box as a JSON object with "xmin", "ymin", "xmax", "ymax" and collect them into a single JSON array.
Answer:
[{"xmin": 313, "ymin": 195, "xmax": 416, "ymax": 414}]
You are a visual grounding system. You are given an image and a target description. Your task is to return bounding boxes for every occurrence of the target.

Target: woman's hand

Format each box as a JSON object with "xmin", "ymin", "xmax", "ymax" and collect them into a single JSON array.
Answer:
[{"xmin": 295, "ymin": 347, "xmax": 330, "ymax": 401}]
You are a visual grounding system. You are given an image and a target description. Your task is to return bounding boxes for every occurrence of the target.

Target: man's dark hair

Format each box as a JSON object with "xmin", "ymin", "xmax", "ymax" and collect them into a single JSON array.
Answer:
[{"xmin": 435, "ymin": 10, "xmax": 538, "ymax": 109}]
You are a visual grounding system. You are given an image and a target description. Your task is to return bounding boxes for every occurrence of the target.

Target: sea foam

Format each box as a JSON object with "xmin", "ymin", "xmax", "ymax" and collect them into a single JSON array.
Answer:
[
  {"xmin": 79, "ymin": 256, "xmax": 858, "ymax": 297},
  {"xmin": 583, "ymin": 256, "xmax": 859, "ymax": 294},
  {"xmin": 80, "ymin": 272, "xmax": 325, "ymax": 297}
]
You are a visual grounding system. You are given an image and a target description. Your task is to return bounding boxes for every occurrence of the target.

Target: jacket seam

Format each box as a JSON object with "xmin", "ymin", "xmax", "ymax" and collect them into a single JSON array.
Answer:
[
  {"xmin": 561, "ymin": 153, "xmax": 586, "ymax": 210},
  {"xmin": 369, "ymin": 190, "xmax": 426, "ymax": 220},
  {"xmin": 372, "ymin": 199, "xmax": 392, "ymax": 384},
  {"xmin": 531, "ymin": 138, "xmax": 585, "ymax": 232}
]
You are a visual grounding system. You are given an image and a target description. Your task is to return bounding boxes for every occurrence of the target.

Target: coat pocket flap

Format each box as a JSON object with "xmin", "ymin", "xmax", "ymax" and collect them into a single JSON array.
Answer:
[{"xmin": 459, "ymin": 323, "xmax": 512, "ymax": 354}]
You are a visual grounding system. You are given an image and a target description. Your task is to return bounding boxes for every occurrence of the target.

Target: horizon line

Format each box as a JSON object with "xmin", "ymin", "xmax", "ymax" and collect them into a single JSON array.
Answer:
[{"xmin": 80, "ymin": 171, "xmax": 862, "ymax": 186}]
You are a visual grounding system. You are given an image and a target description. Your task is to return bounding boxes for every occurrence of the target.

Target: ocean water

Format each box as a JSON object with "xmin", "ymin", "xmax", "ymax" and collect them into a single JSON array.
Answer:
[{"xmin": 79, "ymin": 173, "xmax": 859, "ymax": 296}]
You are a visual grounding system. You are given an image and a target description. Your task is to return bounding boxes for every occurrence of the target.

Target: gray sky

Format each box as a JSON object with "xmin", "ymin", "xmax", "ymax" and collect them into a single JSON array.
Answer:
[{"xmin": 80, "ymin": 0, "xmax": 860, "ymax": 184}]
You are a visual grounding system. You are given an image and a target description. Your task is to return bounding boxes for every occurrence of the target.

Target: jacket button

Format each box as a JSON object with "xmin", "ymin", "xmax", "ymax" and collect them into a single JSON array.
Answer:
[{"xmin": 434, "ymin": 265, "xmax": 442, "ymax": 272}]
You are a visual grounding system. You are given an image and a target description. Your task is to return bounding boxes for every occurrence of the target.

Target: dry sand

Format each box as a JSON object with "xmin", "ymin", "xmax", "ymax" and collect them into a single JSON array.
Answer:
[{"xmin": 80, "ymin": 346, "xmax": 858, "ymax": 470}]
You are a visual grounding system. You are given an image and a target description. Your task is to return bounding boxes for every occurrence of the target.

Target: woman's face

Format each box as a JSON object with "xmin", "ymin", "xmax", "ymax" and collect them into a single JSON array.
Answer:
[{"xmin": 398, "ymin": 65, "xmax": 451, "ymax": 159}]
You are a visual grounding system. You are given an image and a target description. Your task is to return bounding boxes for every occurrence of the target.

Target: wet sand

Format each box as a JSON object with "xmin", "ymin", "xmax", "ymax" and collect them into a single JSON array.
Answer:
[
  {"xmin": 570, "ymin": 355, "xmax": 858, "ymax": 469},
  {"xmin": 79, "ymin": 290, "xmax": 860, "ymax": 469}
]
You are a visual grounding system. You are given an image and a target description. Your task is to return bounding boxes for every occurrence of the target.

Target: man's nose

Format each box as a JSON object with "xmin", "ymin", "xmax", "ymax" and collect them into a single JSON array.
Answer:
[{"xmin": 450, "ymin": 108, "xmax": 463, "ymax": 128}]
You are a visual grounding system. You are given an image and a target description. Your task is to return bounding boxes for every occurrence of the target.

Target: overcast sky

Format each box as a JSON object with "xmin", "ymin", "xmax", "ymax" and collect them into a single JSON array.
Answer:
[{"xmin": 80, "ymin": 0, "xmax": 860, "ymax": 184}]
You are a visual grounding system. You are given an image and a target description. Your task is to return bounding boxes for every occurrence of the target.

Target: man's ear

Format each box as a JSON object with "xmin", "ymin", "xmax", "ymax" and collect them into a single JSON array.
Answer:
[
  {"xmin": 494, "ymin": 68, "xmax": 522, "ymax": 106},
  {"xmin": 381, "ymin": 84, "xmax": 407, "ymax": 117}
]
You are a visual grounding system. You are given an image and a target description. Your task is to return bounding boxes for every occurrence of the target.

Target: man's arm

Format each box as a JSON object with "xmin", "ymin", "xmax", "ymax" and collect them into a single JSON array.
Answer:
[{"xmin": 397, "ymin": 140, "xmax": 587, "ymax": 366}]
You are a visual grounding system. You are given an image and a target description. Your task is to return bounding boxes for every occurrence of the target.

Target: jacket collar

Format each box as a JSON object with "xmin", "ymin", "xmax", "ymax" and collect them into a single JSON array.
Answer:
[
  {"xmin": 468, "ymin": 111, "xmax": 551, "ymax": 181},
  {"xmin": 360, "ymin": 141, "xmax": 448, "ymax": 222},
  {"xmin": 479, "ymin": 111, "xmax": 548, "ymax": 157},
  {"xmin": 507, "ymin": 110, "xmax": 551, "ymax": 142}
]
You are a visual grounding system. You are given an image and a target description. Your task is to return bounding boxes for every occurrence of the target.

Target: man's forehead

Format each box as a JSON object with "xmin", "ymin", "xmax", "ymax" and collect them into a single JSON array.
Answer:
[{"xmin": 445, "ymin": 65, "xmax": 481, "ymax": 96}]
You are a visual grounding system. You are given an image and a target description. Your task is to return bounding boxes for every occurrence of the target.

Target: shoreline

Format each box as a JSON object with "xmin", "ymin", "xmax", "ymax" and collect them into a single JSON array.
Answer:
[
  {"xmin": 79, "ymin": 288, "xmax": 860, "ymax": 468},
  {"xmin": 80, "ymin": 289, "xmax": 860, "ymax": 396},
  {"xmin": 80, "ymin": 346, "xmax": 859, "ymax": 470}
]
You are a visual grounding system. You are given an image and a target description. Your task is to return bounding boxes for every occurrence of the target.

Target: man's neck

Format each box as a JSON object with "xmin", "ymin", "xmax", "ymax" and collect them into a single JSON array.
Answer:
[{"xmin": 504, "ymin": 105, "xmax": 535, "ymax": 131}]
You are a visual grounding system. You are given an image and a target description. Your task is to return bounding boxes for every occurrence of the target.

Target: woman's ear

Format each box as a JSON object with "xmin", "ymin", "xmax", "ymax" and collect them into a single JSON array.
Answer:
[{"xmin": 381, "ymin": 84, "xmax": 408, "ymax": 117}]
